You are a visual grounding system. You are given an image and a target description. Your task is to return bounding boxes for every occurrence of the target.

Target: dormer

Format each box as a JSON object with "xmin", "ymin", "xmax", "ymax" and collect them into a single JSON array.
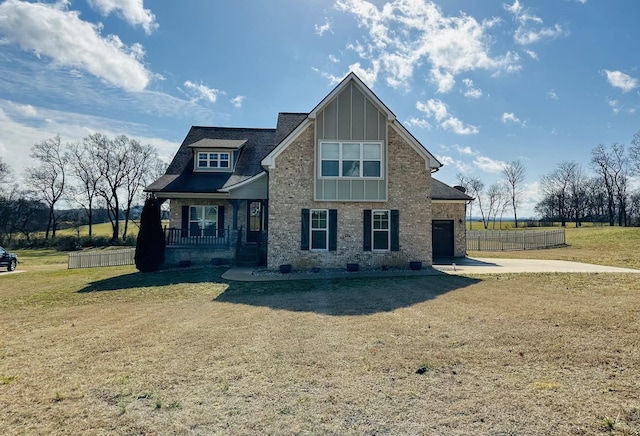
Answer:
[{"xmin": 189, "ymin": 138, "xmax": 246, "ymax": 173}]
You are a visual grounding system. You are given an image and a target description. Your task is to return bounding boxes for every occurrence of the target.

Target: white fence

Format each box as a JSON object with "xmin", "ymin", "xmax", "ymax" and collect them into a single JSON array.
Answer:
[
  {"xmin": 68, "ymin": 248, "xmax": 136, "ymax": 269},
  {"xmin": 467, "ymin": 230, "xmax": 566, "ymax": 251}
]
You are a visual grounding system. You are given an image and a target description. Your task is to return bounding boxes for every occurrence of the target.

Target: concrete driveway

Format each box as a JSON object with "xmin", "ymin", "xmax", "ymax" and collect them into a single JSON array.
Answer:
[{"xmin": 433, "ymin": 257, "xmax": 640, "ymax": 274}]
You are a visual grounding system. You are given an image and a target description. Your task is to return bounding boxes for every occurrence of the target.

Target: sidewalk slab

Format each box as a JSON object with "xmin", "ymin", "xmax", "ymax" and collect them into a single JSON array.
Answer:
[{"xmin": 221, "ymin": 258, "xmax": 640, "ymax": 281}]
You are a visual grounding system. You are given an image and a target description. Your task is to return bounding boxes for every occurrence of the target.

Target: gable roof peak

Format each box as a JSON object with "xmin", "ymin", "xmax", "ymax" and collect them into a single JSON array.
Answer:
[{"xmin": 308, "ymin": 72, "xmax": 396, "ymax": 122}]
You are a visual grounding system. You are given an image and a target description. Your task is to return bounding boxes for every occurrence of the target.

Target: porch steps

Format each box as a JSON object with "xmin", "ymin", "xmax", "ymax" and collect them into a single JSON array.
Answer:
[{"xmin": 236, "ymin": 245, "xmax": 260, "ymax": 266}]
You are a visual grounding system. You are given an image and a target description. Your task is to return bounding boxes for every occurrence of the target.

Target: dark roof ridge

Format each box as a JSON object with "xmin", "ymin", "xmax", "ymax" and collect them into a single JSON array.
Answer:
[{"xmin": 190, "ymin": 125, "xmax": 276, "ymax": 131}]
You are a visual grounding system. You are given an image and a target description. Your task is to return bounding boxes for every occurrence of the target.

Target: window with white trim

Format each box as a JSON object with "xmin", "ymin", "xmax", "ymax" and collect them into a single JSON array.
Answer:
[
  {"xmin": 197, "ymin": 152, "xmax": 230, "ymax": 169},
  {"xmin": 372, "ymin": 210, "xmax": 390, "ymax": 250},
  {"xmin": 189, "ymin": 205, "xmax": 218, "ymax": 236},
  {"xmin": 320, "ymin": 142, "xmax": 382, "ymax": 178},
  {"xmin": 310, "ymin": 209, "xmax": 328, "ymax": 250}
]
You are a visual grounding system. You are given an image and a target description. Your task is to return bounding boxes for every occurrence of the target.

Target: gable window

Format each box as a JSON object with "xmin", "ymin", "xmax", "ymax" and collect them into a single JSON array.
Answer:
[
  {"xmin": 320, "ymin": 142, "xmax": 382, "ymax": 178},
  {"xmin": 363, "ymin": 209, "xmax": 399, "ymax": 252},
  {"xmin": 197, "ymin": 152, "xmax": 230, "ymax": 169},
  {"xmin": 189, "ymin": 205, "xmax": 218, "ymax": 236},
  {"xmin": 301, "ymin": 209, "xmax": 337, "ymax": 251}
]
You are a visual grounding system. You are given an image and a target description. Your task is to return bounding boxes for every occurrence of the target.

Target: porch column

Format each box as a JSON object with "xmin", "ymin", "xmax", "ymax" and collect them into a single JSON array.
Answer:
[{"xmin": 230, "ymin": 199, "xmax": 241, "ymax": 230}]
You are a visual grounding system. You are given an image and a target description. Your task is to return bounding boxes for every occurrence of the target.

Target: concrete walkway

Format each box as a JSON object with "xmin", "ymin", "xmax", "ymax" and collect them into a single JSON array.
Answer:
[
  {"xmin": 433, "ymin": 257, "xmax": 640, "ymax": 275},
  {"xmin": 221, "ymin": 258, "xmax": 640, "ymax": 282}
]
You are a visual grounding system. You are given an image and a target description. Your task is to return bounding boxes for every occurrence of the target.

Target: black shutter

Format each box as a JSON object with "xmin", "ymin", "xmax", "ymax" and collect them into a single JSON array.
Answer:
[
  {"xmin": 329, "ymin": 209, "xmax": 337, "ymax": 251},
  {"xmin": 217, "ymin": 206, "xmax": 225, "ymax": 237},
  {"xmin": 391, "ymin": 209, "xmax": 400, "ymax": 251},
  {"xmin": 181, "ymin": 205, "xmax": 189, "ymax": 237},
  {"xmin": 363, "ymin": 209, "xmax": 372, "ymax": 251},
  {"xmin": 301, "ymin": 209, "xmax": 310, "ymax": 250}
]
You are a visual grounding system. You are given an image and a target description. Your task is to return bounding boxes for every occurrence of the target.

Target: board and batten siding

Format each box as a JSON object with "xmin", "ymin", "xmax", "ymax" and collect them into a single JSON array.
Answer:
[{"xmin": 315, "ymin": 82, "xmax": 388, "ymax": 201}]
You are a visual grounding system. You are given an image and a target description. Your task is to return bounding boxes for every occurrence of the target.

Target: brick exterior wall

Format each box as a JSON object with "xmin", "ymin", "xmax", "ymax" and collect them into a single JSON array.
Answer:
[
  {"xmin": 267, "ymin": 123, "xmax": 433, "ymax": 270},
  {"xmin": 432, "ymin": 202, "xmax": 468, "ymax": 257}
]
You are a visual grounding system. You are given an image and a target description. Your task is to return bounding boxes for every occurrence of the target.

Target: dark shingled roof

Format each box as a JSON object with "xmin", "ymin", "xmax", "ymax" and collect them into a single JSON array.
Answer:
[
  {"xmin": 431, "ymin": 178, "xmax": 473, "ymax": 201},
  {"xmin": 146, "ymin": 113, "xmax": 308, "ymax": 194}
]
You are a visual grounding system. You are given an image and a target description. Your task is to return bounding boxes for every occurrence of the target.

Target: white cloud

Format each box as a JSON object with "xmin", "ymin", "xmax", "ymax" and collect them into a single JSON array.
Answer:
[
  {"xmin": 0, "ymin": 100, "xmax": 179, "ymax": 182},
  {"xmin": 335, "ymin": 0, "xmax": 519, "ymax": 92},
  {"xmin": 404, "ymin": 117, "xmax": 431, "ymax": 129},
  {"xmin": 0, "ymin": 0, "xmax": 151, "ymax": 92},
  {"xmin": 474, "ymin": 155, "xmax": 506, "ymax": 173},
  {"xmin": 524, "ymin": 49, "xmax": 538, "ymax": 60},
  {"xmin": 435, "ymin": 154, "xmax": 472, "ymax": 173},
  {"xmin": 514, "ymin": 24, "xmax": 565, "ymax": 45},
  {"xmin": 504, "ymin": 0, "xmax": 566, "ymax": 45},
  {"xmin": 604, "ymin": 70, "xmax": 638, "ymax": 93},
  {"xmin": 607, "ymin": 98, "xmax": 621, "ymax": 114},
  {"xmin": 230, "ymin": 95, "xmax": 245, "ymax": 108},
  {"xmin": 315, "ymin": 18, "xmax": 333, "ymax": 36},
  {"xmin": 454, "ymin": 144, "xmax": 474, "ymax": 155},
  {"xmin": 501, "ymin": 112, "xmax": 526, "ymax": 126},
  {"xmin": 328, "ymin": 54, "xmax": 340, "ymax": 63},
  {"xmin": 415, "ymin": 99, "xmax": 479, "ymax": 135},
  {"xmin": 87, "ymin": 0, "xmax": 158, "ymax": 34},
  {"xmin": 462, "ymin": 78, "xmax": 482, "ymax": 98},
  {"xmin": 546, "ymin": 89, "xmax": 558, "ymax": 100},
  {"xmin": 183, "ymin": 81, "xmax": 219, "ymax": 104}
]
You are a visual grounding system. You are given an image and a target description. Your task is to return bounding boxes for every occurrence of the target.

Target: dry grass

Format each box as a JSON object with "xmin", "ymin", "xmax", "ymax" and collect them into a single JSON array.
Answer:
[
  {"xmin": 2, "ymin": 258, "xmax": 640, "ymax": 434},
  {"xmin": 469, "ymin": 225, "xmax": 640, "ymax": 269}
]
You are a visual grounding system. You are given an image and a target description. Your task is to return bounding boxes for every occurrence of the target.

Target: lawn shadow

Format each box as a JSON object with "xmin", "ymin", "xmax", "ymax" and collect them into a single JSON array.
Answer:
[
  {"xmin": 216, "ymin": 274, "xmax": 482, "ymax": 316},
  {"xmin": 78, "ymin": 266, "xmax": 226, "ymax": 293}
]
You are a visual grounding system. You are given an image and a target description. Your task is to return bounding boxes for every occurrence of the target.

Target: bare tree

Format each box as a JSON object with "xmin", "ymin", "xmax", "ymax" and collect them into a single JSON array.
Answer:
[
  {"xmin": 456, "ymin": 172, "xmax": 474, "ymax": 230},
  {"xmin": 502, "ymin": 160, "xmax": 526, "ymax": 228},
  {"xmin": 467, "ymin": 177, "xmax": 487, "ymax": 229},
  {"xmin": 92, "ymin": 134, "xmax": 162, "ymax": 242},
  {"xmin": 0, "ymin": 156, "xmax": 10, "ymax": 187},
  {"xmin": 630, "ymin": 130, "xmax": 640, "ymax": 177},
  {"xmin": 487, "ymin": 182, "xmax": 508, "ymax": 229},
  {"xmin": 121, "ymin": 139, "xmax": 160, "ymax": 239},
  {"xmin": 540, "ymin": 161, "xmax": 576, "ymax": 226},
  {"xmin": 567, "ymin": 162, "xmax": 588, "ymax": 227},
  {"xmin": 25, "ymin": 135, "xmax": 69, "ymax": 238},
  {"xmin": 68, "ymin": 137, "xmax": 104, "ymax": 237},
  {"xmin": 94, "ymin": 134, "xmax": 131, "ymax": 242},
  {"xmin": 591, "ymin": 143, "xmax": 628, "ymax": 226}
]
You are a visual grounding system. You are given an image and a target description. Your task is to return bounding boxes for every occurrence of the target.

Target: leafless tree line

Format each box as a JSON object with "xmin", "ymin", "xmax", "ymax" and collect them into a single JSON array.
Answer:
[
  {"xmin": 455, "ymin": 130, "xmax": 640, "ymax": 229},
  {"xmin": 537, "ymin": 134, "xmax": 640, "ymax": 227},
  {"xmin": 456, "ymin": 160, "xmax": 526, "ymax": 229},
  {"xmin": 0, "ymin": 134, "xmax": 165, "ymax": 245}
]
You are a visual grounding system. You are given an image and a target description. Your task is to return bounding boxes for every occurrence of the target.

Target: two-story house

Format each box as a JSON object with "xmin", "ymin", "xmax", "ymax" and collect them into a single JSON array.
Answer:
[{"xmin": 145, "ymin": 73, "xmax": 471, "ymax": 270}]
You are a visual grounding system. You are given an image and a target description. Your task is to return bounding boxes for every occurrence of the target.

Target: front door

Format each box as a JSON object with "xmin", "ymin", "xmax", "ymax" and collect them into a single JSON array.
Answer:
[
  {"xmin": 246, "ymin": 200, "xmax": 263, "ymax": 243},
  {"xmin": 432, "ymin": 220, "xmax": 454, "ymax": 258}
]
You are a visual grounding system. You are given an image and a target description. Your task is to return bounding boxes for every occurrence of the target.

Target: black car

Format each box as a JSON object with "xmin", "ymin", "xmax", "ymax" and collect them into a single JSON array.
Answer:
[{"xmin": 0, "ymin": 246, "xmax": 18, "ymax": 271}]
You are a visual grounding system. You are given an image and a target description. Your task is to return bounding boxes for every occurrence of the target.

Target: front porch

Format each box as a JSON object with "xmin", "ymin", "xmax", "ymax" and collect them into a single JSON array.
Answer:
[{"xmin": 163, "ymin": 225, "xmax": 267, "ymax": 267}]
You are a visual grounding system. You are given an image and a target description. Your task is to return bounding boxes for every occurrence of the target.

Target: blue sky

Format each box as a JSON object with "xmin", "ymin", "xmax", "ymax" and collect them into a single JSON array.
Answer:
[{"xmin": 1, "ymin": 0, "xmax": 639, "ymax": 217}]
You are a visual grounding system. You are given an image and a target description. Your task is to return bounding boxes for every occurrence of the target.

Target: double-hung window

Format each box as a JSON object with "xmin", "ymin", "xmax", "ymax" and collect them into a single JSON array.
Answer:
[
  {"xmin": 320, "ymin": 142, "xmax": 382, "ymax": 178},
  {"xmin": 363, "ymin": 209, "xmax": 399, "ymax": 252},
  {"xmin": 301, "ymin": 209, "xmax": 337, "ymax": 251},
  {"xmin": 189, "ymin": 205, "xmax": 218, "ymax": 236},
  {"xmin": 372, "ymin": 210, "xmax": 390, "ymax": 250},
  {"xmin": 311, "ymin": 209, "xmax": 328, "ymax": 250},
  {"xmin": 197, "ymin": 152, "xmax": 230, "ymax": 169}
]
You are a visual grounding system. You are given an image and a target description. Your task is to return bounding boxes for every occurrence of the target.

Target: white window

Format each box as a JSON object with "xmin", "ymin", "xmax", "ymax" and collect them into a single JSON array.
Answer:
[
  {"xmin": 310, "ymin": 209, "xmax": 328, "ymax": 250},
  {"xmin": 372, "ymin": 210, "xmax": 389, "ymax": 250},
  {"xmin": 320, "ymin": 142, "xmax": 382, "ymax": 178},
  {"xmin": 197, "ymin": 152, "xmax": 231, "ymax": 169},
  {"xmin": 189, "ymin": 205, "xmax": 218, "ymax": 236}
]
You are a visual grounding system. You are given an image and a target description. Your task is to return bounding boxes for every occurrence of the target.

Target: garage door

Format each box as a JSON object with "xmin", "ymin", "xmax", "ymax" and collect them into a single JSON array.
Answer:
[{"xmin": 432, "ymin": 220, "xmax": 454, "ymax": 258}]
